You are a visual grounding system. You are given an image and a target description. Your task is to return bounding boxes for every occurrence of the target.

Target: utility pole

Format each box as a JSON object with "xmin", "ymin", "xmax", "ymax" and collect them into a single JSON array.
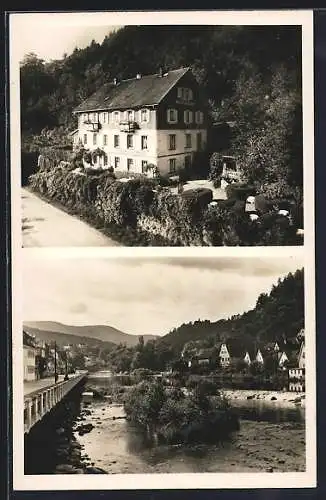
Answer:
[
  {"xmin": 64, "ymin": 349, "xmax": 69, "ymax": 381},
  {"xmin": 54, "ymin": 341, "xmax": 58, "ymax": 383}
]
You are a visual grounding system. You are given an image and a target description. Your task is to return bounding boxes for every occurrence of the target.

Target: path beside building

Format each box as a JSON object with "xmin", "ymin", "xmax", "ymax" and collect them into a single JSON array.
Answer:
[{"xmin": 22, "ymin": 188, "xmax": 120, "ymax": 247}]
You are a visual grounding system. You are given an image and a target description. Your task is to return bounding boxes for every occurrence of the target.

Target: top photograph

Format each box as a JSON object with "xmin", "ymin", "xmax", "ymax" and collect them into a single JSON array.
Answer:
[{"xmin": 15, "ymin": 14, "xmax": 310, "ymax": 247}]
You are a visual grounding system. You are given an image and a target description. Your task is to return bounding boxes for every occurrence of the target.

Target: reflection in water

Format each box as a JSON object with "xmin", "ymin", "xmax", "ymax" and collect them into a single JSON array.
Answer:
[{"xmin": 234, "ymin": 403, "xmax": 304, "ymax": 423}]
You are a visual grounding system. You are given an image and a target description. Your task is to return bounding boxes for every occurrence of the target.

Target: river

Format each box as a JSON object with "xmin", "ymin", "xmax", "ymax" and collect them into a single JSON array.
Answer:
[{"xmin": 73, "ymin": 376, "xmax": 305, "ymax": 474}]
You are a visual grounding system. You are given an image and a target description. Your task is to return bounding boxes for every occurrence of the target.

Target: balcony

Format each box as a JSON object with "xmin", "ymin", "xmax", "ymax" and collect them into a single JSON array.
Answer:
[
  {"xmin": 83, "ymin": 120, "xmax": 101, "ymax": 132},
  {"xmin": 119, "ymin": 120, "xmax": 139, "ymax": 133}
]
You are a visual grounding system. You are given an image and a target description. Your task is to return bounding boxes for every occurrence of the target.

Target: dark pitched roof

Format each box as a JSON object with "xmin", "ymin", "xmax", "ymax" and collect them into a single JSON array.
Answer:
[
  {"xmin": 23, "ymin": 330, "xmax": 36, "ymax": 348},
  {"xmin": 74, "ymin": 67, "xmax": 190, "ymax": 113},
  {"xmin": 197, "ymin": 348, "xmax": 216, "ymax": 359}
]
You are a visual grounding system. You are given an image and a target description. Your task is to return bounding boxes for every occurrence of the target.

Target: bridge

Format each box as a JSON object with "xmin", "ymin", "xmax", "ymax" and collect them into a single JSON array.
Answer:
[{"xmin": 24, "ymin": 373, "xmax": 87, "ymax": 434}]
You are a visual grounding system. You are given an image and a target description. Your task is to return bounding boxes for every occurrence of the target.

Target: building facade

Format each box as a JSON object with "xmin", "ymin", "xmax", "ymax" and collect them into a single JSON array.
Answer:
[
  {"xmin": 23, "ymin": 344, "xmax": 37, "ymax": 382},
  {"xmin": 73, "ymin": 67, "xmax": 208, "ymax": 176},
  {"xmin": 219, "ymin": 343, "xmax": 231, "ymax": 368},
  {"xmin": 288, "ymin": 341, "xmax": 305, "ymax": 392}
]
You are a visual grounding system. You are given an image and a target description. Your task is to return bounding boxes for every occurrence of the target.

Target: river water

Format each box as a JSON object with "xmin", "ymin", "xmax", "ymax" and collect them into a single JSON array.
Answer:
[{"xmin": 73, "ymin": 376, "xmax": 305, "ymax": 474}]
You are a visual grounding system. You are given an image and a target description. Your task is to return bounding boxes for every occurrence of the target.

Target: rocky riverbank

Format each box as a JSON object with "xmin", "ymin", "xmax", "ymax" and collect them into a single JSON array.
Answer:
[
  {"xmin": 75, "ymin": 400, "xmax": 305, "ymax": 474},
  {"xmin": 24, "ymin": 387, "xmax": 108, "ymax": 475},
  {"xmin": 223, "ymin": 389, "xmax": 305, "ymax": 408}
]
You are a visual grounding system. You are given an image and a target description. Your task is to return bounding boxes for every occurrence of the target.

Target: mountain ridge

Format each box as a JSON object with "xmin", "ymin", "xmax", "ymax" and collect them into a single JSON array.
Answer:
[{"xmin": 23, "ymin": 321, "xmax": 158, "ymax": 347}]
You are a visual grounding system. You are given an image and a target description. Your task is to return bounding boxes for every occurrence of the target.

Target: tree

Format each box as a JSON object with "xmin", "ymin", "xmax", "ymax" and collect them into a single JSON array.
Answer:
[
  {"xmin": 137, "ymin": 335, "xmax": 144, "ymax": 350},
  {"xmin": 70, "ymin": 352, "xmax": 86, "ymax": 370},
  {"xmin": 249, "ymin": 360, "xmax": 264, "ymax": 376}
]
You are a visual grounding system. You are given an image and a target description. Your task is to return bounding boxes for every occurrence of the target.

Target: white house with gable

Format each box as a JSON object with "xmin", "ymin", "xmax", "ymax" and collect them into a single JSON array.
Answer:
[{"xmin": 72, "ymin": 67, "xmax": 208, "ymax": 177}]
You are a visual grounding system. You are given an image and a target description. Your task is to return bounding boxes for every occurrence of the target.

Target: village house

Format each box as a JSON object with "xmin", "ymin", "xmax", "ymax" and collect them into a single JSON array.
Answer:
[
  {"xmin": 23, "ymin": 330, "xmax": 37, "ymax": 382},
  {"xmin": 72, "ymin": 67, "xmax": 208, "ymax": 176},
  {"xmin": 288, "ymin": 340, "xmax": 305, "ymax": 392},
  {"xmin": 276, "ymin": 350, "xmax": 289, "ymax": 369},
  {"xmin": 255, "ymin": 348, "xmax": 264, "ymax": 365},
  {"xmin": 218, "ymin": 342, "xmax": 231, "ymax": 368},
  {"xmin": 243, "ymin": 351, "xmax": 251, "ymax": 366}
]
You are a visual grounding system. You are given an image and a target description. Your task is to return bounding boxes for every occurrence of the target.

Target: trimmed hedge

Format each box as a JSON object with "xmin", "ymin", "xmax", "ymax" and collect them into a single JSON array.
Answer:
[{"xmin": 225, "ymin": 182, "xmax": 257, "ymax": 201}]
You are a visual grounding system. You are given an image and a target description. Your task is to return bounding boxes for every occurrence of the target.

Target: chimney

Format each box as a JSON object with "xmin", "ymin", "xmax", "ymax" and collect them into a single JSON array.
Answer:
[{"xmin": 136, "ymin": 73, "xmax": 141, "ymax": 79}]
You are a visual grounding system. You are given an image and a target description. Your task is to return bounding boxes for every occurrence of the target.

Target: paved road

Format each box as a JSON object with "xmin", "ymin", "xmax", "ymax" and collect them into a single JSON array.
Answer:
[
  {"xmin": 22, "ymin": 188, "xmax": 120, "ymax": 247},
  {"xmin": 24, "ymin": 375, "xmax": 65, "ymax": 397}
]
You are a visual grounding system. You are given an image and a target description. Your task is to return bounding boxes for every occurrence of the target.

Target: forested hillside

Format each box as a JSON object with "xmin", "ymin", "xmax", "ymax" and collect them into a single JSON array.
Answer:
[
  {"xmin": 158, "ymin": 268, "xmax": 304, "ymax": 352},
  {"xmin": 20, "ymin": 25, "xmax": 301, "ymax": 134},
  {"xmin": 20, "ymin": 24, "xmax": 303, "ymax": 200}
]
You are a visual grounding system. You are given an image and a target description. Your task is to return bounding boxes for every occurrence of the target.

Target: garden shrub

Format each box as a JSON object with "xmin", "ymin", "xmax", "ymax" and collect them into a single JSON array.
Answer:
[
  {"xmin": 226, "ymin": 183, "xmax": 256, "ymax": 201},
  {"xmin": 208, "ymin": 152, "xmax": 223, "ymax": 184},
  {"xmin": 28, "ymin": 153, "xmax": 300, "ymax": 246},
  {"xmin": 256, "ymin": 212, "xmax": 298, "ymax": 245},
  {"xmin": 21, "ymin": 151, "xmax": 39, "ymax": 186}
]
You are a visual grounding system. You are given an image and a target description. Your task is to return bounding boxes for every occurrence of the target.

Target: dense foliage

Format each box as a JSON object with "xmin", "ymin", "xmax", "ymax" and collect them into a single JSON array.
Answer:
[
  {"xmin": 21, "ymin": 25, "xmax": 303, "ymax": 200},
  {"xmin": 159, "ymin": 269, "xmax": 304, "ymax": 353},
  {"xmin": 124, "ymin": 380, "xmax": 239, "ymax": 444},
  {"xmin": 29, "ymin": 162, "xmax": 300, "ymax": 246}
]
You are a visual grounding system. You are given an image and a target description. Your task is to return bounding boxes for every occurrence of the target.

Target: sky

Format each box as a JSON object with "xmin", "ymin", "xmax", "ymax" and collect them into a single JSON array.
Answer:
[
  {"xmin": 23, "ymin": 255, "xmax": 303, "ymax": 337},
  {"xmin": 10, "ymin": 14, "xmax": 120, "ymax": 62}
]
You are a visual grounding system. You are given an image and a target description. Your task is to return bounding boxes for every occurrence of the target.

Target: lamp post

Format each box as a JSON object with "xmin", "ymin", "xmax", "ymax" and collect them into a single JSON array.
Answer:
[
  {"xmin": 64, "ymin": 348, "xmax": 69, "ymax": 381},
  {"xmin": 64, "ymin": 346, "xmax": 69, "ymax": 380},
  {"xmin": 54, "ymin": 341, "xmax": 58, "ymax": 383}
]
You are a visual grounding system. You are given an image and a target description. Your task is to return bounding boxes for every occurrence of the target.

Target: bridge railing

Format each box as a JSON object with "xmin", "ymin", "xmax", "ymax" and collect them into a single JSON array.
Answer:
[{"xmin": 24, "ymin": 374, "xmax": 85, "ymax": 434}]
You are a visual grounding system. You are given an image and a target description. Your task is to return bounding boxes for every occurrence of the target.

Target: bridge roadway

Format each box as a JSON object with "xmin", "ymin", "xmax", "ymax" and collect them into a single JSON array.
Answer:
[{"xmin": 24, "ymin": 373, "xmax": 86, "ymax": 434}]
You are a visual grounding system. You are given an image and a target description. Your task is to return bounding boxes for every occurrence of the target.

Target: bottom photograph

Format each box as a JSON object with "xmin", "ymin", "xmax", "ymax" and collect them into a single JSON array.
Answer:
[{"xmin": 21, "ymin": 254, "xmax": 306, "ymax": 476}]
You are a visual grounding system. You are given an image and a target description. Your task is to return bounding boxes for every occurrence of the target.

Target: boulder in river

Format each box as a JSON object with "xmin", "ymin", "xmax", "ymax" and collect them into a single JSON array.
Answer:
[
  {"xmin": 85, "ymin": 466, "xmax": 107, "ymax": 474},
  {"xmin": 55, "ymin": 464, "xmax": 81, "ymax": 474},
  {"xmin": 77, "ymin": 423, "xmax": 94, "ymax": 436}
]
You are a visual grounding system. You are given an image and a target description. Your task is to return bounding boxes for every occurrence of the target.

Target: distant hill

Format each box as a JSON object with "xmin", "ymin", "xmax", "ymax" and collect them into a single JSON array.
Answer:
[
  {"xmin": 23, "ymin": 321, "xmax": 158, "ymax": 347},
  {"xmin": 22, "ymin": 326, "xmax": 115, "ymax": 350},
  {"xmin": 158, "ymin": 269, "xmax": 304, "ymax": 353}
]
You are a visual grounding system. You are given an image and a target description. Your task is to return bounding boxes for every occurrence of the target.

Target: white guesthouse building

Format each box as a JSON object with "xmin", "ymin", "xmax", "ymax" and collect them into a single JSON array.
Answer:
[{"xmin": 72, "ymin": 67, "xmax": 208, "ymax": 176}]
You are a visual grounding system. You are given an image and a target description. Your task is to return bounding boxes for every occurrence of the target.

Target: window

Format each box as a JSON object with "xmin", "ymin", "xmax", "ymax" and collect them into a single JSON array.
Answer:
[
  {"xmin": 103, "ymin": 135, "xmax": 108, "ymax": 146},
  {"xmin": 169, "ymin": 158, "xmax": 176, "ymax": 173},
  {"xmin": 184, "ymin": 110, "xmax": 193, "ymax": 124},
  {"xmin": 141, "ymin": 135, "xmax": 148, "ymax": 150},
  {"xmin": 93, "ymin": 112, "xmax": 98, "ymax": 122},
  {"xmin": 141, "ymin": 109, "xmax": 149, "ymax": 122},
  {"xmin": 167, "ymin": 108, "xmax": 178, "ymax": 124},
  {"xmin": 127, "ymin": 134, "xmax": 133, "ymax": 149},
  {"xmin": 127, "ymin": 110, "xmax": 134, "ymax": 122},
  {"xmin": 102, "ymin": 112, "xmax": 108, "ymax": 124},
  {"xmin": 142, "ymin": 160, "xmax": 148, "ymax": 173},
  {"xmin": 114, "ymin": 135, "xmax": 120, "ymax": 148},
  {"xmin": 28, "ymin": 366, "xmax": 35, "ymax": 374},
  {"xmin": 114, "ymin": 157, "xmax": 120, "ymax": 169},
  {"xmin": 168, "ymin": 134, "xmax": 176, "ymax": 151},
  {"xmin": 113, "ymin": 111, "xmax": 120, "ymax": 123},
  {"xmin": 185, "ymin": 133, "xmax": 192, "ymax": 148},
  {"xmin": 127, "ymin": 158, "xmax": 133, "ymax": 171},
  {"xmin": 195, "ymin": 110, "xmax": 204, "ymax": 124},
  {"xmin": 93, "ymin": 133, "xmax": 97, "ymax": 146},
  {"xmin": 104, "ymin": 156, "xmax": 108, "ymax": 166},
  {"xmin": 83, "ymin": 134, "xmax": 87, "ymax": 145},
  {"xmin": 177, "ymin": 87, "xmax": 193, "ymax": 102}
]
